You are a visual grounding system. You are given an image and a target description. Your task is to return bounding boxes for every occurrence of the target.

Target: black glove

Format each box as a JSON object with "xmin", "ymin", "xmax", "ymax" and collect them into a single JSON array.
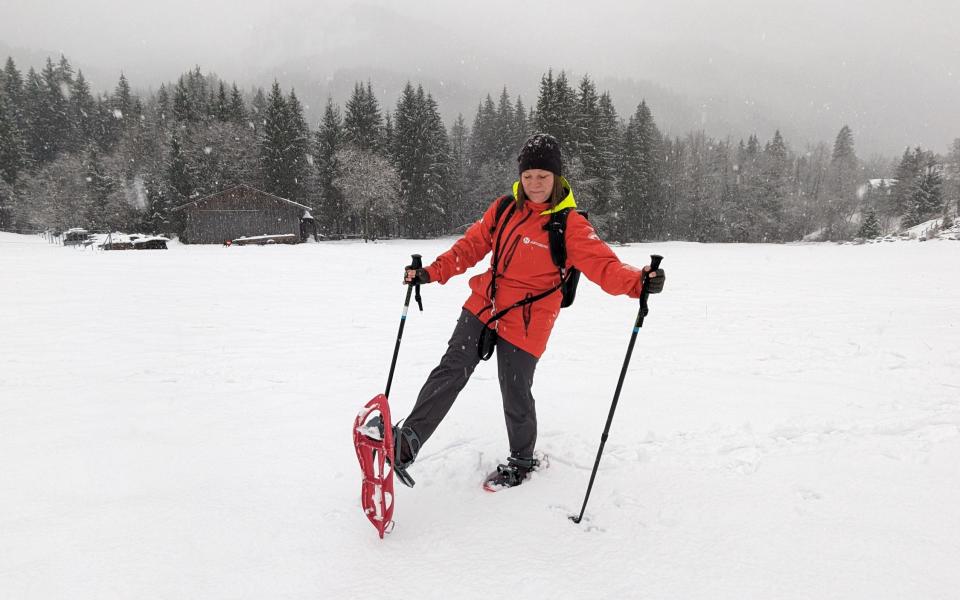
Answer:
[
  {"xmin": 404, "ymin": 267, "xmax": 431, "ymax": 285},
  {"xmin": 644, "ymin": 269, "xmax": 665, "ymax": 294}
]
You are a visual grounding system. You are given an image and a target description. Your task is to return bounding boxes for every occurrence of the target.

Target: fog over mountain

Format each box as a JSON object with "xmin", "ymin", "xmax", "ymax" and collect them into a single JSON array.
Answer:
[{"xmin": 2, "ymin": 0, "xmax": 957, "ymax": 156}]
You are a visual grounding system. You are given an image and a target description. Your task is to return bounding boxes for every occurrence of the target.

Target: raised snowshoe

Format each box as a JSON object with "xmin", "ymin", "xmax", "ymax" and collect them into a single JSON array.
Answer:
[
  {"xmin": 483, "ymin": 453, "xmax": 541, "ymax": 492},
  {"xmin": 353, "ymin": 396, "xmax": 396, "ymax": 538}
]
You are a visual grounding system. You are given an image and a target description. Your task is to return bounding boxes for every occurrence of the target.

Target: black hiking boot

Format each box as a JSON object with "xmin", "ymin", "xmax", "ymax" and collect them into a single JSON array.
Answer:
[
  {"xmin": 483, "ymin": 453, "xmax": 540, "ymax": 492},
  {"xmin": 363, "ymin": 415, "xmax": 420, "ymax": 488}
]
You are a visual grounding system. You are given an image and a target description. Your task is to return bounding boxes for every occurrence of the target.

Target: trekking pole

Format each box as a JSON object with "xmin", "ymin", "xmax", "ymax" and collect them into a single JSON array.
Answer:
[
  {"xmin": 570, "ymin": 254, "xmax": 663, "ymax": 524},
  {"xmin": 384, "ymin": 254, "xmax": 423, "ymax": 398}
]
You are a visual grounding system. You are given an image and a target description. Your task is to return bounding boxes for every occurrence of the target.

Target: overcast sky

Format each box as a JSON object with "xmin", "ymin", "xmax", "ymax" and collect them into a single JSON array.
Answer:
[{"xmin": 2, "ymin": 0, "xmax": 958, "ymax": 155}]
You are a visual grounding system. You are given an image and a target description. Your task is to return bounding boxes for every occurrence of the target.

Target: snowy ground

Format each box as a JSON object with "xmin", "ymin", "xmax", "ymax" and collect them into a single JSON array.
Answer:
[{"xmin": 1, "ymin": 232, "xmax": 958, "ymax": 599}]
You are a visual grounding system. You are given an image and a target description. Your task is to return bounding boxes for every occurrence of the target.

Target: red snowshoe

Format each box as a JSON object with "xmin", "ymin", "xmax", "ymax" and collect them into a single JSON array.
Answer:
[{"xmin": 353, "ymin": 394, "xmax": 396, "ymax": 538}]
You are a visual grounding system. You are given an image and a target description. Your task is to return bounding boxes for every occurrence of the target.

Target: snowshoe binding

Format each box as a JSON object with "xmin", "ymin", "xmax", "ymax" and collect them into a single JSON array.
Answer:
[
  {"xmin": 362, "ymin": 413, "xmax": 419, "ymax": 489},
  {"xmin": 483, "ymin": 453, "xmax": 541, "ymax": 492}
]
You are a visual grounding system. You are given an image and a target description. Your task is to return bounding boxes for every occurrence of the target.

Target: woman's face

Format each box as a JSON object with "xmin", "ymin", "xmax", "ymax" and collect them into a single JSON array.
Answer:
[{"xmin": 520, "ymin": 169, "xmax": 554, "ymax": 203}]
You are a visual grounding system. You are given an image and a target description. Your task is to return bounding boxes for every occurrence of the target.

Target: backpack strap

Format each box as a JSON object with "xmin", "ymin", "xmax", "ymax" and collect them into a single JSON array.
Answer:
[
  {"xmin": 489, "ymin": 195, "xmax": 516, "ymax": 240},
  {"xmin": 543, "ymin": 209, "xmax": 571, "ymax": 272}
]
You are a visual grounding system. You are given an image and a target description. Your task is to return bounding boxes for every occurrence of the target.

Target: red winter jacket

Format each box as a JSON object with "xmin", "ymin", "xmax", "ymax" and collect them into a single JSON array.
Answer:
[{"xmin": 424, "ymin": 181, "xmax": 645, "ymax": 358}]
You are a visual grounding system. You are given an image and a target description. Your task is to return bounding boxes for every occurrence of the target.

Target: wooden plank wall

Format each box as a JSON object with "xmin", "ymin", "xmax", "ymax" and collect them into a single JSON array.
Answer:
[{"xmin": 183, "ymin": 188, "xmax": 303, "ymax": 244}]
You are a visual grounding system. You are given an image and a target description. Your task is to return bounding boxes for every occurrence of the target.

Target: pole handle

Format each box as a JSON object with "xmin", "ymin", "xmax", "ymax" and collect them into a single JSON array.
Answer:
[
  {"xmin": 410, "ymin": 254, "xmax": 424, "ymax": 311},
  {"xmin": 638, "ymin": 254, "xmax": 663, "ymax": 317}
]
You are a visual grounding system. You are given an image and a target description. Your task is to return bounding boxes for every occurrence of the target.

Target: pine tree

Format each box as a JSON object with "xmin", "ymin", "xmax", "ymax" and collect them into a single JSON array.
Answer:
[
  {"xmin": 575, "ymin": 75, "xmax": 600, "ymax": 158},
  {"xmin": 383, "ymin": 111, "xmax": 394, "ymax": 150},
  {"xmin": 91, "ymin": 73, "xmax": 134, "ymax": 153},
  {"xmin": 113, "ymin": 73, "xmax": 133, "ymax": 123},
  {"xmin": 593, "ymin": 92, "xmax": 621, "ymax": 217},
  {"xmin": 69, "ymin": 71, "xmax": 96, "ymax": 152},
  {"xmin": 344, "ymin": 81, "xmax": 383, "ymax": 153},
  {"xmin": 0, "ymin": 93, "xmax": 27, "ymax": 184},
  {"xmin": 23, "ymin": 67, "xmax": 54, "ymax": 164},
  {"xmin": 215, "ymin": 82, "xmax": 229, "ymax": 122},
  {"xmin": 823, "ymin": 124, "xmax": 859, "ymax": 239},
  {"xmin": 757, "ymin": 130, "xmax": 789, "ymax": 241},
  {"xmin": 228, "ymin": 83, "xmax": 246, "ymax": 125},
  {"xmin": 618, "ymin": 101, "xmax": 662, "ymax": 241},
  {"xmin": 891, "ymin": 147, "xmax": 920, "ymax": 216},
  {"xmin": 467, "ymin": 94, "xmax": 510, "ymax": 216},
  {"xmin": 915, "ymin": 151, "xmax": 943, "ymax": 219},
  {"xmin": 255, "ymin": 83, "xmax": 311, "ymax": 201},
  {"xmin": 1, "ymin": 58, "xmax": 29, "ymax": 184},
  {"xmin": 284, "ymin": 89, "xmax": 311, "ymax": 201},
  {"xmin": 167, "ymin": 132, "xmax": 193, "ymax": 201},
  {"xmin": 470, "ymin": 95, "xmax": 498, "ymax": 167},
  {"xmin": 513, "ymin": 96, "xmax": 529, "ymax": 149},
  {"xmin": 392, "ymin": 83, "xmax": 450, "ymax": 237},
  {"xmin": 574, "ymin": 75, "xmax": 604, "ymax": 212},
  {"xmin": 945, "ymin": 138, "xmax": 960, "ymax": 216},
  {"xmin": 447, "ymin": 113, "xmax": 471, "ymax": 229},
  {"xmin": 2, "ymin": 58, "xmax": 24, "ymax": 120},
  {"xmin": 172, "ymin": 77, "xmax": 195, "ymax": 123},
  {"xmin": 315, "ymin": 97, "xmax": 345, "ymax": 235},
  {"xmin": 154, "ymin": 84, "xmax": 171, "ymax": 130},
  {"xmin": 39, "ymin": 57, "xmax": 71, "ymax": 162},
  {"xmin": 260, "ymin": 82, "xmax": 290, "ymax": 197},
  {"xmin": 534, "ymin": 69, "xmax": 576, "ymax": 155},
  {"xmin": 250, "ymin": 87, "xmax": 267, "ymax": 130},
  {"xmin": 0, "ymin": 177, "xmax": 13, "ymax": 229},
  {"xmin": 494, "ymin": 87, "xmax": 516, "ymax": 162},
  {"xmin": 857, "ymin": 208, "xmax": 880, "ymax": 238}
]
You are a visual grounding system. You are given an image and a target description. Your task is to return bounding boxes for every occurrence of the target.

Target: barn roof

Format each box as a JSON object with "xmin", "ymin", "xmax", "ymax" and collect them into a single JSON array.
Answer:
[{"xmin": 171, "ymin": 184, "xmax": 313, "ymax": 212}]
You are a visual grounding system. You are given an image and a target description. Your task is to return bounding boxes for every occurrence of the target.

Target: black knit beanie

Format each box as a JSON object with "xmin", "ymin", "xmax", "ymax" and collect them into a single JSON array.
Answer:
[{"xmin": 517, "ymin": 133, "xmax": 562, "ymax": 176}]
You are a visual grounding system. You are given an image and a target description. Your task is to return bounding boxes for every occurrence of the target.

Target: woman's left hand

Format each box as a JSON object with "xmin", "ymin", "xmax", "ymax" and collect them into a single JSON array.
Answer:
[{"xmin": 639, "ymin": 266, "xmax": 665, "ymax": 294}]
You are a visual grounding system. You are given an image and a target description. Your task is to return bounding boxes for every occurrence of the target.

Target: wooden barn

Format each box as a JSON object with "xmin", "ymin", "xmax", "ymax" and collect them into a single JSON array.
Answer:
[{"xmin": 172, "ymin": 185, "xmax": 314, "ymax": 244}]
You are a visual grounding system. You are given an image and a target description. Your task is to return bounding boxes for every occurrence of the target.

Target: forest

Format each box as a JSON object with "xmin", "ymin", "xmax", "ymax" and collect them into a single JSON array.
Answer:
[{"xmin": 1, "ymin": 55, "xmax": 958, "ymax": 242}]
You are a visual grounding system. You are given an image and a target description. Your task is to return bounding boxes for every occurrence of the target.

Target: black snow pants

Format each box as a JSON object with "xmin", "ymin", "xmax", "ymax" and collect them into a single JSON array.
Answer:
[{"xmin": 401, "ymin": 309, "xmax": 539, "ymax": 461}]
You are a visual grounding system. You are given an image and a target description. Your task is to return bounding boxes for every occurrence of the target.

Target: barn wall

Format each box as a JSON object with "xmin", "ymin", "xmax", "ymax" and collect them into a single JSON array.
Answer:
[{"xmin": 183, "ymin": 188, "xmax": 304, "ymax": 244}]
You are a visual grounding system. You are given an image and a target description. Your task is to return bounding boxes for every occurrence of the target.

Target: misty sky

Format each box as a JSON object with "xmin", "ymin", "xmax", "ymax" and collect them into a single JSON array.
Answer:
[{"xmin": 2, "ymin": 0, "xmax": 958, "ymax": 156}]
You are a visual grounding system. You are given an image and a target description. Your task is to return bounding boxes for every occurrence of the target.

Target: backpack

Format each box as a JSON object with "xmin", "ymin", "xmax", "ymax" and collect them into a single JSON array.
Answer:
[{"xmin": 491, "ymin": 195, "xmax": 587, "ymax": 308}]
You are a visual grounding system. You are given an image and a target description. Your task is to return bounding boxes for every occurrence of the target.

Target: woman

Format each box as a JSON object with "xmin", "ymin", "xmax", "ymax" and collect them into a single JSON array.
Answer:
[{"xmin": 388, "ymin": 133, "xmax": 664, "ymax": 490}]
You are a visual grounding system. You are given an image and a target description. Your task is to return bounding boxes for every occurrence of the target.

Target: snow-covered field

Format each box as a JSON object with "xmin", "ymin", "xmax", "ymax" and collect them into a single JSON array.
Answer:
[{"xmin": 1, "ymin": 232, "xmax": 958, "ymax": 599}]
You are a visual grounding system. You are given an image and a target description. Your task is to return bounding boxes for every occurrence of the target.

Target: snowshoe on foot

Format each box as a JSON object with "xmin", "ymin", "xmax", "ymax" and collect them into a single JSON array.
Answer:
[
  {"xmin": 483, "ymin": 453, "xmax": 540, "ymax": 492},
  {"xmin": 364, "ymin": 414, "xmax": 420, "ymax": 488},
  {"xmin": 353, "ymin": 395, "xmax": 396, "ymax": 539}
]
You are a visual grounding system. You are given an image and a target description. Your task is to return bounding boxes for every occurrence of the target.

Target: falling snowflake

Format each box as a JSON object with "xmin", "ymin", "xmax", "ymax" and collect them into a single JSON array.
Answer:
[
  {"xmin": 204, "ymin": 147, "xmax": 212, "ymax": 155},
  {"xmin": 112, "ymin": 109, "xmax": 123, "ymax": 119}
]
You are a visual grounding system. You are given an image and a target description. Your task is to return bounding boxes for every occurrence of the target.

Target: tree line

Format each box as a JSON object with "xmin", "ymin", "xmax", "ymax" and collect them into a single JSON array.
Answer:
[{"xmin": 1, "ymin": 56, "xmax": 958, "ymax": 242}]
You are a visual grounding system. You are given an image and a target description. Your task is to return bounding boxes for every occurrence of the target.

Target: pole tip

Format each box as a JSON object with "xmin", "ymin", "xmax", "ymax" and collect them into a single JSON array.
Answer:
[{"xmin": 569, "ymin": 515, "xmax": 581, "ymax": 524}]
